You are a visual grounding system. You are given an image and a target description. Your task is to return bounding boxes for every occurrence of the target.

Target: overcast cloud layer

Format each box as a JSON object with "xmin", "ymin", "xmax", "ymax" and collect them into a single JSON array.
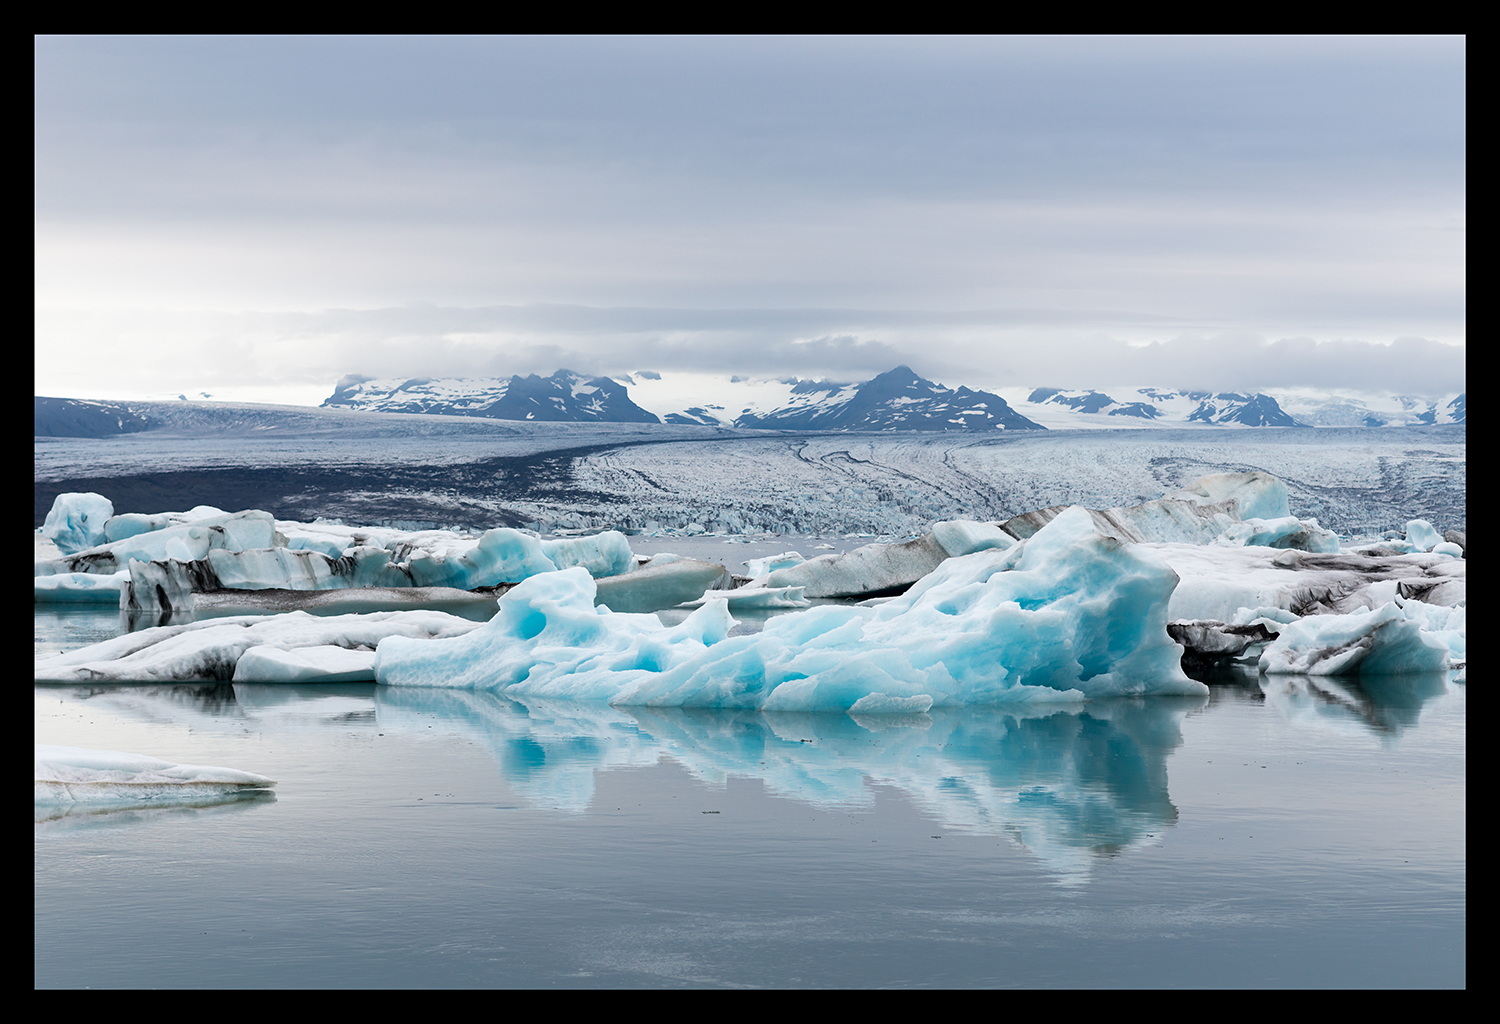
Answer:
[{"xmin": 35, "ymin": 36, "xmax": 1465, "ymax": 404}]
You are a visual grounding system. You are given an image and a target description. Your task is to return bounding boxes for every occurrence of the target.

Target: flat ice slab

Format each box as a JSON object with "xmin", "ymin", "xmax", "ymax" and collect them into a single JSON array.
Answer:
[
  {"xmin": 35, "ymin": 745, "xmax": 276, "ymax": 806},
  {"xmin": 34, "ymin": 609, "xmax": 483, "ymax": 683}
]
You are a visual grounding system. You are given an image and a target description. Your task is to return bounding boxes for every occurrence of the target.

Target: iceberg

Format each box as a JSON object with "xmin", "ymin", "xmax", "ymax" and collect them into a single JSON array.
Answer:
[
  {"xmin": 374, "ymin": 507, "xmax": 1204, "ymax": 709},
  {"xmin": 592, "ymin": 558, "xmax": 732, "ymax": 613},
  {"xmin": 1258, "ymin": 600, "xmax": 1458, "ymax": 676},
  {"xmin": 40, "ymin": 492, "xmax": 114, "ymax": 554},
  {"xmin": 758, "ymin": 535, "xmax": 950, "ymax": 598},
  {"xmin": 34, "ymin": 570, "xmax": 129, "ymax": 604},
  {"xmin": 1153, "ymin": 544, "xmax": 1465, "ymax": 622},
  {"xmin": 37, "ymin": 510, "xmax": 280, "ymax": 577},
  {"xmin": 107, "ymin": 527, "xmax": 642, "ymax": 610},
  {"xmin": 1002, "ymin": 497, "xmax": 1240, "ymax": 546},
  {"xmin": 232, "ymin": 644, "xmax": 378, "ymax": 683},
  {"xmin": 742, "ymin": 551, "xmax": 807, "ymax": 577}
]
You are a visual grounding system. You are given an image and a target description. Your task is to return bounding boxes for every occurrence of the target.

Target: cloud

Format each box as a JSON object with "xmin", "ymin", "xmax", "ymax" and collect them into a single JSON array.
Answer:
[
  {"xmin": 35, "ymin": 303, "xmax": 1465, "ymax": 405},
  {"xmin": 34, "ymin": 38, "xmax": 1464, "ymax": 403}
]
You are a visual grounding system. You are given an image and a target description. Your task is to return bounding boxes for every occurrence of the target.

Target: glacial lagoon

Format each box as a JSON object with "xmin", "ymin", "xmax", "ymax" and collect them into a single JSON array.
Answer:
[{"xmin": 35, "ymin": 604, "xmax": 1464, "ymax": 988}]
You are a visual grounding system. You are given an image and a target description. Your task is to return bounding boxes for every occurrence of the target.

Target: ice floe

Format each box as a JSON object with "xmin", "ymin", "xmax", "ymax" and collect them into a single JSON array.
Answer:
[
  {"xmin": 35, "ymin": 610, "xmax": 482, "ymax": 683},
  {"xmin": 35, "ymin": 744, "xmax": 276, "ymax": 806}
]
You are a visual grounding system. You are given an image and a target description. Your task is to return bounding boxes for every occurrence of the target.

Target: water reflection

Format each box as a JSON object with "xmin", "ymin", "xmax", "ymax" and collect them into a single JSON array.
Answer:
[
  {"xmin": 34, "ymin": 789, "xmax": 276, "ymax": 827},
  {"xmin": 39, "ymin": 666, "xmax": 1461, "ymax": 879},
  {"xmin": 1256, "ymin": 668, "xmax": 1460, "ymax": 740},
  {"xmin": 387, "ymin": 692, "xmax": 1204, "ymax": 880}
]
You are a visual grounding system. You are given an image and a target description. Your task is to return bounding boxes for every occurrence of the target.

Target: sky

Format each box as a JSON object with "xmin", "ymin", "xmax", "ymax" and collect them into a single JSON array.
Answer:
[{"xmin": 35, "ymin": 36, "xmax": 1466, "ymax": 406}]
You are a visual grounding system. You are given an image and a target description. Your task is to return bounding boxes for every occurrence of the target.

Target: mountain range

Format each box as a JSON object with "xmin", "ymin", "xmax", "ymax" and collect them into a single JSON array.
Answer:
[
  {"xmin": 320, "ymin": 367, "xmax": 1466, "ymax": 431},
  {"xmin": 31, "ymin": 369, "xmax": 1466, "ymax": 438}
]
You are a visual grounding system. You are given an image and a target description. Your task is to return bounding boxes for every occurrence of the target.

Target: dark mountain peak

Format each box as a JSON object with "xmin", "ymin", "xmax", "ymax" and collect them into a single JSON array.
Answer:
[{"xmin": 739, "ymin": 365, "xmax": 1043, "ymax": 432}]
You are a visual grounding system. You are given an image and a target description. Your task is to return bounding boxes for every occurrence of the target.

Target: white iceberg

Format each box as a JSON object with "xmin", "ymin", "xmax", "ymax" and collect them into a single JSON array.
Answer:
[
  {"xmin": 742, "ymin": 551, "xmax": 807, "ymax": 577},
  {"xmin": 34, "ymin": 610, "xmax": 483, "ymax": 683},
  {"xmin": 1258, "ymin": 600, "xmax": 1459, "ymax": 676},
  {"xmin": 930, "ymin": 520, "xmax": 1017, "ymax": 557},
  {"xmin": 758, "ymin": 535, "xmax": 949, "ymax": 598}
]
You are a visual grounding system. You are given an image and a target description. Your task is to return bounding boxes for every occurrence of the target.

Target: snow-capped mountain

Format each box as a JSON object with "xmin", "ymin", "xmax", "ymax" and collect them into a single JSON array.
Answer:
[
  {"xmin": 322, "ymin": 366, "xmax": 1045, "ymax": 432},
  {"xmin": 307, "ymin": 369, "xmax": 1466, "ymax": 433},
  {"xmin": 731, "ymin": 366, "xmax": 1045, "ymax": 431},
  {"xmin": 994, "ymin": 387, "xmax": 1466, "ymax": 430},
  {"xmin": 323, "ymin": 370, "xmax": 659, "ymax": 423},
  {"xmin": 1013, "ymin": 388, "xmax": 1304, "ymax": 427}
]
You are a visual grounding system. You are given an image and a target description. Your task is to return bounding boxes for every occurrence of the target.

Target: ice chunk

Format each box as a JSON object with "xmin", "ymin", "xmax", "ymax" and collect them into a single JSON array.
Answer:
[
  {"xmin": 232, "ymin": 644, "xmax": 378, "ymax": 683},
  {"xmin": 743, "ymin": 551, "xmax": 806, "ymax": 577},
  {"xmin": 1166, "ymin": 471, "xmax": 1290, "ymax": 521},
  {"xmin": 1403, "ymin": 519, "xmax": 1444, "ymax": 552},
  {"xmin": 683, "ymin": 586, "xmax": 810, "ymax": 609},
  {"xmin": 374, "ymin": 507, "xmax": 1204, "ymax": 709},
  {"xmin": 34, "ymin": 570, "xmax": 129, "ymax": 604},
  {"xmin": 541, "ymin": 531, "xmax": 635, "ymax": 578},
  {"xmin": 930, "ymin": 520, "xmax": 1016, "ymax": 557},
  {"xmin": 208, "ymin": 547, "xmax": 387, "ymax": 590},
  {"xmin": 1215, "ymin": 516, "xmax": 1341, "ymax": 553},
  {"xmin": 40, "ymin": 492, "xmax": 114, "ymax": 554},
  {"xmin": 1167, "ymin": 619, "xmax": 1278, "ymax": 671},
  {"xmin": 759, "ymin": 535, "xmax": 949, "ymax": 598},
  {"xmin": 36, "ymin": 745, "xmax": 275, "ymax": 806},
  {"xmin": 103, "ymin": 512, "xmax": 174, "ymax": 543},
  {"xmin": 190, "ymin": 586, "xmax": 506, "ymax": 619},
  {"xmin": 1258, "ymin": 601, "xmax": 1455, "ymax": 676},
  {"xmin": 1153, "ymin": 544, "xmax": 1466, "ymax": 621},
  {"xmin": 383, "ymin": 528, "xmax": 556, "ymax": 588},
  {"xmin": 1002, "ymin": 497, "xmax": 1238, "ymax": 546},
  {"xmin": 593, "ymin": 558, "xmax": 732, "ymax": 614},
  {"xmin": 34, "ymin": 610, "xmax": 483, "ymax": 683},
  {"xmin": 36, "ymin": 510, "xmax": 279, "ymax": 576}
]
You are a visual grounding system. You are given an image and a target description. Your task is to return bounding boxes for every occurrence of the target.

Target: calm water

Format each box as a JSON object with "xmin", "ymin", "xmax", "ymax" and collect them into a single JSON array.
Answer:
[{"xmin": 35, "ymin": 607, "xmax": 1465, "ymax": 988}]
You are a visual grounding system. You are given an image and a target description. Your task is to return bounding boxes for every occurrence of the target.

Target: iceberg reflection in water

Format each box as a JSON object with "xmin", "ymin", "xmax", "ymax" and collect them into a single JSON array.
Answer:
[
  {"xmin": 35, "ymin": 672, "xmax": 1464, "ymax": 988},
  {"xmin": 375, "ymin": 689, "xmax": 1201, "ymax": 883}
]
